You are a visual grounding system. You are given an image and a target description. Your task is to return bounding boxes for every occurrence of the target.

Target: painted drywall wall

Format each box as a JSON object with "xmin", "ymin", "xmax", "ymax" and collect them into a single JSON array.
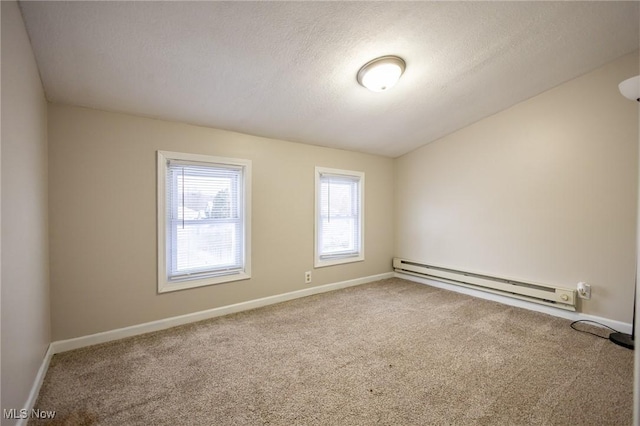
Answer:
[
  {"xmin": 1, "ymin": 0, "xmax": 50, "ymax": 419},
  {"xmin": 396, "ymin": 51, "xmax": 639, "ymax": 323},
  {"xmin": 47, "ymin": 105, "xmax": 395, "ymax": 340}
]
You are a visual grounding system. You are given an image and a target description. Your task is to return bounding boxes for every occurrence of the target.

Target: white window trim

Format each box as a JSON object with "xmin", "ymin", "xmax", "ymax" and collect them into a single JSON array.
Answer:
[
  {"xmin": 314, "ymin": 166, "xmax": 365, "ymax": 268},
  {"xmin": 157, "ymin": 151, "xmax": 251, "ymax": 293}
]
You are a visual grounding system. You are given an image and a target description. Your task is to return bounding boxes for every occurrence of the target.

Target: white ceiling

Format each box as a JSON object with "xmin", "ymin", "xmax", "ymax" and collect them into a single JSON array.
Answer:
[{"xmin": 19, "ymin": 1, "xmax": 639, "ymax": 158}]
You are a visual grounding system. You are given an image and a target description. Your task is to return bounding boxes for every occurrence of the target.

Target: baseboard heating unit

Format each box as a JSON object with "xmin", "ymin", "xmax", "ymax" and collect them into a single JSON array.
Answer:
[{"xmin": 393, "ymin": 258, "xmax": 576, "ymax": 311}]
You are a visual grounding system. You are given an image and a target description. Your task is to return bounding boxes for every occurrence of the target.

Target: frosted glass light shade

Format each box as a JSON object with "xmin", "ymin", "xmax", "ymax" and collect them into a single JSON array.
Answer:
[
  {"xmin": 618, "ymin": 75, "xmax": 640, "ymax": 102},
  {"xmin": 357, "ymin": 56, "xmax": 406, "ymax": 92}
]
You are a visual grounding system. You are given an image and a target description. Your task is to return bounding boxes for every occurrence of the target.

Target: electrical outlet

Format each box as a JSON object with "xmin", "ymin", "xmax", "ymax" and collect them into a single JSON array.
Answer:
[
  {"xmin": 577, "ymin": 282, "xmax": 591, "ymax": 300},
  {"xmin": 305, "ymin": 271, "xmax": 312, "ymax": 284}
]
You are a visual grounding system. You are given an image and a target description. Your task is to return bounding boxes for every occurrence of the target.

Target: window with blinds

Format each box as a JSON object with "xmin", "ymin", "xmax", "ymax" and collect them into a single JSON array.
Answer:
[
  {"xmin": 315, "ymin": 167, "xmax": 364, "ymax": 267},
  {"xmin": 157, "ymin": 151, "xmax": 251, "ymax": 293}
]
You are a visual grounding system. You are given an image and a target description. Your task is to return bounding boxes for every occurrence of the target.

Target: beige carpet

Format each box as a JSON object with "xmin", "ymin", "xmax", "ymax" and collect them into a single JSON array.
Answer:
[{"xmin": 31, "ymin": 278, "xmax": 634, "ymax": 425}]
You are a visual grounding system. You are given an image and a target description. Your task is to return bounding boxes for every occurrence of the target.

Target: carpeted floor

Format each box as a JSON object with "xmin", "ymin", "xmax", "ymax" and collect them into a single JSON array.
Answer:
[{"xmin": 31, "ymin": 278, "xmax": 634, "ymax": 425}]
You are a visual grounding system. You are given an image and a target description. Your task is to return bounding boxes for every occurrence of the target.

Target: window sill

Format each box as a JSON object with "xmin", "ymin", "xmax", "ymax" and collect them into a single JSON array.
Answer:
[
  {"xmin": 158, "ymin": 271, "xmax": 251, "ymax": 293},
  {"xmin": 314, "ymin": 255, "xmax": 364, "ymax": 269}
]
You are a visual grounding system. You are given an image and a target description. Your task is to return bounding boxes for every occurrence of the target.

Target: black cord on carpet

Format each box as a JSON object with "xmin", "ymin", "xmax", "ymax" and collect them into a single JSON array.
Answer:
[{"xmin": 570, "ymin": 320, "xmax": 620, "ymax": 339}]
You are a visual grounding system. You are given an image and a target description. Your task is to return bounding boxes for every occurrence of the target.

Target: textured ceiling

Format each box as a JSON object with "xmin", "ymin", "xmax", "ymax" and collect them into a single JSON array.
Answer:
[{"xmin": 19, "ymin": 1, "xmax": 640, "ymax": 158}]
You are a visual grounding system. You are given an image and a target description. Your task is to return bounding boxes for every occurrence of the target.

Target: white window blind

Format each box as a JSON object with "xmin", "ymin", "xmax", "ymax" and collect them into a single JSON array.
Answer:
[
  {"xmin": 315, "ymin": 167, "xmax": 364, "ymax": 267},
  {"xmin": 157, "ymin": 151, "xmax": 251, "ymax": 292}
]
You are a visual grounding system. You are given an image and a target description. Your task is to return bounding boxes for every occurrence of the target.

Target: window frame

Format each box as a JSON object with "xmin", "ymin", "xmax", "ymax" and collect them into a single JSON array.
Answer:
[
  {"xmin": 157, "ymin": 151, "xmax": 251, "ymax": 293},
  {"xmin": 314, "ymin": 166, "xmax": 365, "ymax": 268}
]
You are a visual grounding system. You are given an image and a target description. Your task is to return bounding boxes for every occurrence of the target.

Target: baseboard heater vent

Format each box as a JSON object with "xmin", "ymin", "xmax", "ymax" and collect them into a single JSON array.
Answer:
[{"xmin": 393, "ymin": 258, "xmax": 576, "ymax": 311}]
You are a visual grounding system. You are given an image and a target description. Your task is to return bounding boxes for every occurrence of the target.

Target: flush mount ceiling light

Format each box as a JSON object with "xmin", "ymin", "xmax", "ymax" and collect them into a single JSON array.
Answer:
[
  {"xmin": 619, "ymin": 75, "xmax": 640, "ymax": 102},
  {"xmin": 357, "ymin": 56, "xmax": 406, "ymax": 92}
]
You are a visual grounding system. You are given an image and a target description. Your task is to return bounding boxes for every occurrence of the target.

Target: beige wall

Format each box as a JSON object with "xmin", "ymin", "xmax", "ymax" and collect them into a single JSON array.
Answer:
[
  {"xmin": 1, "ymin": 0, "xmax": 50, "ymax": 419},
  {"xmin": 47, "ymin": 105, "xmax": 395, "ymax": 340},
  {"xmin": 396, "ymin": 52, "xmax": 639, "ymax": 323}
]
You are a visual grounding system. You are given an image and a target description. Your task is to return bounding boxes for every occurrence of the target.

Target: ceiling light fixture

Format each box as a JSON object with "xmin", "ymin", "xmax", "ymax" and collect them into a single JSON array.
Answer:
[
  {"xmin": 357, "ymin": 56, "xmax": 406, "ymax": 92},
  {"xmin": 618, "ymin": 75, "xmax": 640, "ymax": 102}
]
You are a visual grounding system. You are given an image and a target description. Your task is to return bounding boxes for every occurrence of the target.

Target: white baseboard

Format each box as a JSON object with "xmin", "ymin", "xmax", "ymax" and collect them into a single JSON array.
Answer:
[
  {"xmin": 396, "ymin": 272, "xmax": 633, "ymax": 334},
  {"xmin": 16, "ymin": 344, "xmax": 54, "ymax": 426},
  {"xmin": 50, "ymin": 272, "xmax": 394, "ymax": 355}
]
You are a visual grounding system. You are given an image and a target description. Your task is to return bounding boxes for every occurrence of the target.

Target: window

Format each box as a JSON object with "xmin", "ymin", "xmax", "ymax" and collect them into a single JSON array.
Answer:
[
  {"xmin": 157, "ymin": 151, "xmax": 251, "ymax": 293},
  {"xmin": 315, "ymin": 167, "xmax": 364, "ymax": 267}
]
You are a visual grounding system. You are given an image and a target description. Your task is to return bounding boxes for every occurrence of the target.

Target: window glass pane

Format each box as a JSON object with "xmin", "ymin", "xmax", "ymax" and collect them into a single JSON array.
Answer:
[
  {"xmin": 167, "ymin": 162, "xmax": 243, "ymax": 279},
  {"xmin": 317, "ymin": 170, "xmax": 362, "ymax": 263},
  {"xmin": 174, "ymin": 222, "xmax": 240, "ymax": 273},
  {"xmin": 171, "ymin": 167, "xmax": 239, "ymax": 221},
  {"xmin": 320, "ymin": 217, "xmax": 357, "ymax": 255}
]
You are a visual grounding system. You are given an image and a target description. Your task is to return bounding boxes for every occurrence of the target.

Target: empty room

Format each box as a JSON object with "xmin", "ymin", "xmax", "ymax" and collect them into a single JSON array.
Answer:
[{"xmin": 2, "ymin": 1, "xmax": 640, "ymax": 425}]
